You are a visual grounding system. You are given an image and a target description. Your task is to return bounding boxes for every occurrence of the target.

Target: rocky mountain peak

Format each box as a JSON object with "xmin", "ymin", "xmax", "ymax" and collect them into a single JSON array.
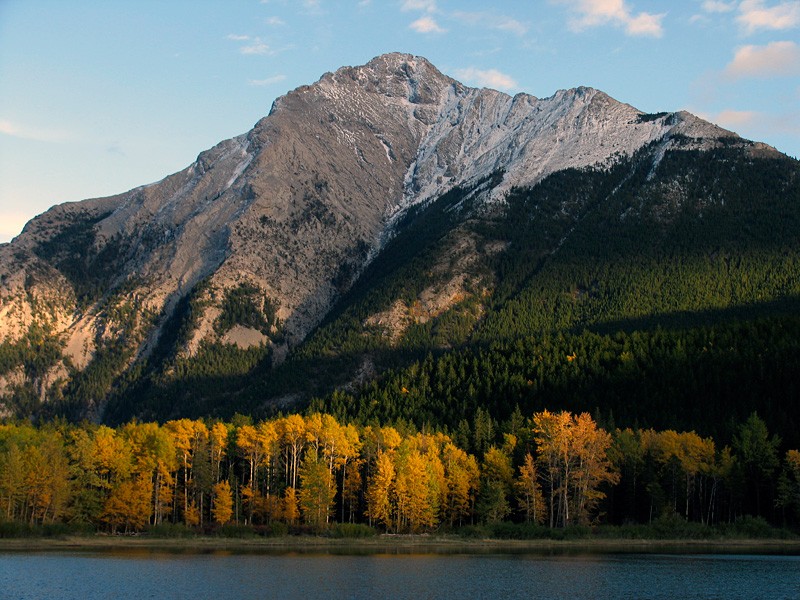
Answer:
[{"xmin": 1, "ymin": 52, "xmax": 780, "ymax": 420}]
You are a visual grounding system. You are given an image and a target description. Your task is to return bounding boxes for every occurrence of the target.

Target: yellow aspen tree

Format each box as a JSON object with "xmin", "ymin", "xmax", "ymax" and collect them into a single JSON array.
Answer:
[
  {"xmin": 277, "ymin": 415, "xmax": 306, "ymax": 489},
  {"xmin": 92, "ymin": 425, "xmax": 131, "ymax": 490},
  {"xmin": 532, "ymin": 409, "xmax": 571, "ymax": 527},
  {"xmin": 281, "ymin": 486, "xmax": 300, "ymax": 525},
  {"xmin": 570, "ymin": 412, "xmax": 619, "ymax": 525},
  {"xmin": 338, "ymin": 424, "xmax": 362, "ymax": 522},
  {"xmin": 209, "ymin": 422, "xmax": 229, "ymax": 483},
  {"xmin": 165, "ymin": 419, "xmax": 208, "ymax": 521},
  {"xmin": 256, "ymin": 420, "xmax": 279, "ymax": 498},
  {"xmin": 212, "ymin": 481, "xmax": 234, "ymax": 525},
  {"xmin": 121, "ymin": 422, "xmax": 177, "ymax": 527},
  {"xmin": 366, "ymin": 450, "xmax": 395, "ymax": 530},
  {"xmin": 516, "ymin": 452, "xmax": 546, "ymax": 525},
  {"xmin": 395, "ymin": 449, "xmax": 437, "ymax": 532},
  {"xmin": 342, "ymin": 458, "xmax": 363, "ymax": 523},
  {"xmin": 102, "ymin": 478, "xmax": 152, "ymax": 533},
  {"xmin": 304, "ymin": 413, "xmax": 325, "ymax": 455},
  {"xmin": 236, "ymin": 424, "xmax": 259, "ymax": 488},
  {"xmin": 24, "ymin": 435, "xmax": 71, "ymax": 525},
  {"xmin": 184, "ymin": 501, "xmax": 200, "ymax": 527},
  {"xmin": 442, "ymin": 442, "xmax": 479, "ymax": 527}
]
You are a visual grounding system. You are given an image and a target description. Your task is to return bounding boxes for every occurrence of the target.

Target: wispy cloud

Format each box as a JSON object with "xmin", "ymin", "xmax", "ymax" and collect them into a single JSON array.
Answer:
[
  {"xmin": 702, "ymin": 107, "xmax": 800, "ymax": 140},
  {"xmin": 248, "ymin": 75, "xmax": 287, "ymax": 86},
  {"xmin": 452, "ymin": 11, "xmax": 529, "ymax": 36},
  {"xmin": 243, "ymin": 38, "xmax": 274, "ymax": 55},
  {"xmin": 410, "ymin": 16, "xmax": 446, "ymax": 33},
  {"xmin": 737, "ymin": 0, "xmax": 800, "ymax": 34},
  {"xmin": 555, "ymin": 0, "xmax": 665, "ymax": 37},
  {"xmin": 403, "ymin": 0, "xmax": 445, "ymax": 32},
  {"xmin": 227, "ymin": 33, "xmax": 278, "ymax": 55},
  {"xmin": 0, "ymin": 119, "xmax": 71, "ymax": 143},
  {"xmin": 712, "ymin": 109, "xmax": 760, "ymax": 127},
  {"xmin": 702, "ymin": 0, "xmax": 736, "ymax": 13},
  {"xmin": 402, "ymin": 0, "xmax": 437, "ymax": 12},
  {"xmin": 453, "ymin": 67, "xmax": 518, "ymax": 90},
  {"xmin": 724, "ymin": 41, "xmax": 800, "ymax": 78},
  {"xmin": 265, "ymin": 16, "xmax": 286, "ymax": 26}
]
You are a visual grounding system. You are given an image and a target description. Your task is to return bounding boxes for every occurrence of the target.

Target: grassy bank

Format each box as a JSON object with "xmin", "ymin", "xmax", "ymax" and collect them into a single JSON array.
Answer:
[
  {"xmin": 1, "ymin": 534, "xmax": 800, "ymax": 556},
  {"xmin": 1, "ymin": 518, "xmax": 799, "ymax": 555}
]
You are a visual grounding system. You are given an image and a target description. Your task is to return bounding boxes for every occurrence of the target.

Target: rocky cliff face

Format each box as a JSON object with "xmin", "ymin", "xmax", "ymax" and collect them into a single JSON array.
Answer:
[{"xmin": 0, "ymin": 52, "xmax": 773, "ymax": 417}]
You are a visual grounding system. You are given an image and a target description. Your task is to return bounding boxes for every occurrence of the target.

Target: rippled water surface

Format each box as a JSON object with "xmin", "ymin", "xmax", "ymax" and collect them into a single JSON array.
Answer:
[{"xmin": 2, "ymin": 551, "xmax": 799, "ymax": 599}]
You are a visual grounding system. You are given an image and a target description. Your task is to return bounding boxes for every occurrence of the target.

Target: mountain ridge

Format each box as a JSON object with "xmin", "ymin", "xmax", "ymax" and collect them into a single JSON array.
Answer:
[{"xmin": 0, "ymin": 52, "xmax": 794, "ymax": 422}]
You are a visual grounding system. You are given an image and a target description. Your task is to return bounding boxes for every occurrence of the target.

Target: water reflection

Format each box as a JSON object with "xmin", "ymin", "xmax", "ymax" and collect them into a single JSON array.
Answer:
[{"xmin": 1, "ymin": 552, "xmax": 799, "ymax": 599}]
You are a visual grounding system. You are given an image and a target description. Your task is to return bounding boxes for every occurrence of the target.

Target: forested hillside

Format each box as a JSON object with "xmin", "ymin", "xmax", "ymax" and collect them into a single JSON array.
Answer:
[{"xmin": 91, "ymin": 142, "xmax": 800, "ymax": 454}]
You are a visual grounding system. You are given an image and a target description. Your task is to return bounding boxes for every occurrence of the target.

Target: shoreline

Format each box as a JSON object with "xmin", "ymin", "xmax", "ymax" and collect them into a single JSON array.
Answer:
[{"xmin": 2, "ymin": 535, "xmax": 799, "ymax": 555}]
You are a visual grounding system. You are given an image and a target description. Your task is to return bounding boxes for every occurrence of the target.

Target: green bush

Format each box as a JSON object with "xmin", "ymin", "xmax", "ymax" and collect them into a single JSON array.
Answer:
[
  {"xmin": 146, "ymin": 523, "xmax": 197, "ymax": 538},
  {"xmin": 215, "ymin": 524, "xmax": 257, "ymax": 538},
  {"xmin": 327, "ymin": 523, "xmax": 378, "ymax": 538}
]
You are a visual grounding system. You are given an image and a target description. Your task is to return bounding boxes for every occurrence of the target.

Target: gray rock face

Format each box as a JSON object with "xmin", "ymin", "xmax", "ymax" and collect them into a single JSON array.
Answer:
[{"xmin": 0, "ymin": 52, "xmax": 766, "ymax": 411}]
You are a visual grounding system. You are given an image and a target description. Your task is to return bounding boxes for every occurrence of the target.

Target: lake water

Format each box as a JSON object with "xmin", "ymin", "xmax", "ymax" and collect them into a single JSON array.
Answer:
[{"xmin": 1, "ymin": 551, "xmax": 799, "ymax": 599}]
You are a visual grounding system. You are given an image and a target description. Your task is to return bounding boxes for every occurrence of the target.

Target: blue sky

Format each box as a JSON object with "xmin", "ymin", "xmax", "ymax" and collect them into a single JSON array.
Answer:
[{"xmin": 1, "ymin": 0, "xmax": 798, "ymax": 243}]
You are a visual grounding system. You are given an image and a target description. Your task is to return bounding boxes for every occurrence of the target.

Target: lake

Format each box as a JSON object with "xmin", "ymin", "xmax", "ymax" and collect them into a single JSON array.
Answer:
[{"xmin": 1, "ymin": 550, "xmax": 799, "ymax": 599}]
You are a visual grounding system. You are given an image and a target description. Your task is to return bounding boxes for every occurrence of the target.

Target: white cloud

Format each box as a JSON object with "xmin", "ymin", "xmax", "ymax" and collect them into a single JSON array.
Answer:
[
  {"xmin": 724, "ymin": 41, "xmax": 800, "ymax": 78},
  {"xmin": 402, "ymin": 0, "xmax": 437, "ymax": 12},
  {"xmin": 495, "ymin": 16, "xmax": 530, "ymax": 36},
  {"xmin": 701, "ymin": 108, "xmax": 800, "ymax": 140},
  {"xmin": 738, "ymin": 0, "xmax": 800, "ymax": 34},
  {"xmin": 0, "ymin": 119, "xmax": 71, "ymax": 143},
  {"xmin": 712, "ymin": 109, "xmax": 760, "ymax": 127},
  {"xmin": 266, "ymin": 17, "xmax": 286, "ymax": 26},
  {"xmin": 453, "ymin": 67, "xmax": 518, "ymax": 90},
  {"xmin": 555, "ymin": 0, "xmax": 665, "ymax": 37},
  {"xmin": 702, "ymin": 0, "xmax": 736, "ymax": 13},
  {"xmin": 625, "ymin": 11, "xmax": 665, "ymax": 36},
  {"xmin": 240, "ymin": 38, "xmax": 274, "ymax": 55},
  {"xmin": 248, "ymin": 75, "xmax": 287, "ymax": 86},
  {"xmin": 410, "ymin": 16, "xmax": 446, "ymax": 33},
  {"xmin": 226, "ymin": 34, "xmax": 250, "ymax": 41}
]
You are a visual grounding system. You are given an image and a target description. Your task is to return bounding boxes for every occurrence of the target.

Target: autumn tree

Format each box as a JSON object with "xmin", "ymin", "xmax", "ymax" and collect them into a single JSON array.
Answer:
[
  {"xmin": 532, "ymin": 410, "xmax": 618, "ymax": 527},
  {"xmin": 102, "ymin": 478, "xmax": 152, "ymax": 533},
  {"xmin": 515, "ymin": 452, "xmax": 545, "ymax": 525},
  {"xmin": 121, "ymin": 422, "xmax": 177, "ymax": 526},
  {"xmin": 394, "ymin": 448, "xmax": 438, "ymax": 532},
  {"xmin": 277, "ymin": 415, "xmax": 306, "ymax": 489},
  {"xmin": 212, "ymin": 480, "xmax": 233, "ymax": 525},
  {"xmin": 442, "ymin": 442, "xmax": 479, "ymax": 527},
  {"xmin": 366, "ymin": 450, "xmax": 395, "ymax": 530},
  {"xmin": 281, "ymin": 486, "xmax": 300, "ymax": 525}
]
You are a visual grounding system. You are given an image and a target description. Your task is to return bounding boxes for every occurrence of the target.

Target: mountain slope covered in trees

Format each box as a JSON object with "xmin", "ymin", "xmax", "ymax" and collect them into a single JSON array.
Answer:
[{"xmin": 0, "ymin": 54, "xmax": 798, "ymax": 458}]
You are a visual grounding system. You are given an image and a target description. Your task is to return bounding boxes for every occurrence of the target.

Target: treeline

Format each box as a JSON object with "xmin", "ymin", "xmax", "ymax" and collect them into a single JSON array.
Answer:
[
  {"xmin": 2, "ymin": 411, "xmax": 799, "ymax": 535},
  {"xmin": 312, "ymin": 316, "xmax": 800, "ymax": 450}
]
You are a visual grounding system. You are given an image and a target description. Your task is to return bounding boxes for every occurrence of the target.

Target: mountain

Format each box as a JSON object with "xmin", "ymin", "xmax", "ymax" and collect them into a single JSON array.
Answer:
[{"xmin": 1, "ymin": 53, "xmax": 798, "ymax": 442}]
